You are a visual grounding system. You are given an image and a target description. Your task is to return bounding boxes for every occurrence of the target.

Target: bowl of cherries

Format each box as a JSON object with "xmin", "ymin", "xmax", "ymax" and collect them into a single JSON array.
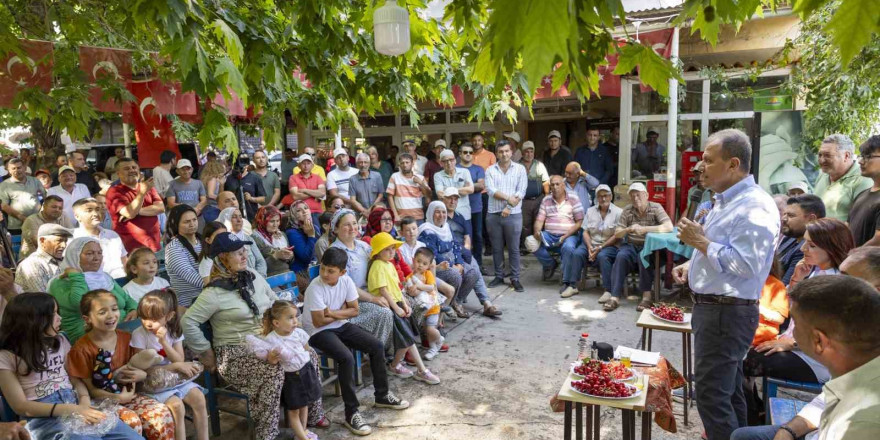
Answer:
[
  {"xmin": 570, "ymin": 371, "xmax": 640, "ymax": 399},
  {"xmin": 650, "ymin": 303, "xmax": 687, "ymax": 323},
  {"xmin": 571, "ymin": 359, "xmax": 634, "ymax": 381}
]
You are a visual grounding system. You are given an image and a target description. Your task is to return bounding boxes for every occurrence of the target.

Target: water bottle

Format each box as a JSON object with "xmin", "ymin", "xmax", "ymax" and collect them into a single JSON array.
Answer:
[{"xmin": 577, "ymin": 333, "xmax": 590, "ymax": 360}]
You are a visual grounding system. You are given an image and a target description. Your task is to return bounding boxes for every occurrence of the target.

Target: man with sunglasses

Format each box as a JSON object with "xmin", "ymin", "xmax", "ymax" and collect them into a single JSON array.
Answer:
[
  {"xmin": 848, "ymin": 135, "xmax": 880, "ymax": 247},
  {"xmin": 458, "ymin": 142, "xmax": 487, "ymax": 269}
]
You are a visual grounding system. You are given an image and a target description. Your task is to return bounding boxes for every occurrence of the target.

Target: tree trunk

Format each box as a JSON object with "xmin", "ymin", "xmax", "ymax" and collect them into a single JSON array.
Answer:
[{"xmin": 30, "ymin": 118, "xmax": 63, "ymax": 170}]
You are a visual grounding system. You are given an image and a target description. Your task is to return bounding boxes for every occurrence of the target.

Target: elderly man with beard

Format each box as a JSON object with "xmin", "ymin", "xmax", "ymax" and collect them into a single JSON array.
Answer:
[
  {"xmin": 14, "ymin": 224, "xmax": 71, "ymax": 292},
  {"xmin": 19, "ymin": 195, "xmax": 73, "ymax": 259}
]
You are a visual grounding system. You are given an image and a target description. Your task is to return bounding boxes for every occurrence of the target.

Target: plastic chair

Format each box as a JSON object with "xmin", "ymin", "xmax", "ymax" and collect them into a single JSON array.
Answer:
[
  {"xmin": 763, "ymin": 378, "xmax": 823, "ymax": 424},
  {"xmin": 266, "ymin": 271, "xmax": 297, "ymax": 289},
  {"xmin": 768, "ymin": 397, "xmax": 809, "ymax": 425},
  {"xmin": 308, "ymin": 264, "xmax": 319, "ymax": 280}
]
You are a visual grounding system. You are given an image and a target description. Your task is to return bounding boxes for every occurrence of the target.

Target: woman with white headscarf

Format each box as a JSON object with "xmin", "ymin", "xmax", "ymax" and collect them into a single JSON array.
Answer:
[
  {"xmin": 48, "ymin": 236, "xmax": 138, "ymax": 343},
  {"xmin": 217, "ymin": 207, "xmax": 268, "ymax": 277},
  {"xmin": 418, "ymin": 201, "xmax": 480, "ymax": 318}
]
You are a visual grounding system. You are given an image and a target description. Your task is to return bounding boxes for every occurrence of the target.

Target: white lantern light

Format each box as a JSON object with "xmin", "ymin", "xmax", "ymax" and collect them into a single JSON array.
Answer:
[{"xmin": 373, "ymin": 0, "xmax": 411, "ymax": 56}]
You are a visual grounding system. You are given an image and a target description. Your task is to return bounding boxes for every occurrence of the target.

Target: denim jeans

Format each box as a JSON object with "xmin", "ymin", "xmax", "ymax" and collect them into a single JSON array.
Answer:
[
  {"xmin": 533, "ymin": 232, "xmax": 582, "ymax": 284},
  {"xmin": 487, "ymin": 212, "xmax": 522, "ymax": 280},
  {"xmin": 730, "ymin": 425, "xmax": 806, "ymax": 440},
  {"xmin": 590, "ymin": 245, "xmax": 619, "ymax": 289},
  {"xmin": 470, "ymin": 210, "xmax": 484, "ymax": 267},
  {"xmin": 25, "ymin": 388, "xmax": 142, "ymax": 440},
  {"xmin": 693, "ymin": 302, "xmax": 760, "ymax": 440},
  {"xmin": 609, "ymin": 243, "xmax": 653, "ymax": 298}
]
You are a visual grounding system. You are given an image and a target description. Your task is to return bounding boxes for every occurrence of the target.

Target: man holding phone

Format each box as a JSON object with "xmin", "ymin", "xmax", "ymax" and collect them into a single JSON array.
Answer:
[{"xmin": 106, "ymin": 157, "xmax": 166, "ymax": 252}]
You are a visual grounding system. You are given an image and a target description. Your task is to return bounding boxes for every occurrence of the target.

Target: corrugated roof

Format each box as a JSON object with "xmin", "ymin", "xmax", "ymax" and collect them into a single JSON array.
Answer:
[{"xmin": 622, "ymin": 0, "xmax": 684, "ymax": 13}]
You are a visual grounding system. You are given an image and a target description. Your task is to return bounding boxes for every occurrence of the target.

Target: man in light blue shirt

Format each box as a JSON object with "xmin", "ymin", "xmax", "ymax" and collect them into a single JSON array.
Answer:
[
  {"xmin": 485, "ymin": 140, "xmax": 528, "ymax": 292},
  {"xmin": 674, "ymin": 129, "xmax": 780, "ymax": 440}
]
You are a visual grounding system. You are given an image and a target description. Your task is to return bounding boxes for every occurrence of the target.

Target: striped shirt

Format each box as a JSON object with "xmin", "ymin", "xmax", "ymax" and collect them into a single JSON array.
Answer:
[
  {"xmin": 387, "ymin": 172, "xmax": 425, "ymax": 220},
  {"xmin": 485, "ymin": 162, "xmax": 527, "ymax": 214},
  {"xmin": 536, "ymin": 193, "xmax": 585, "ymax": 235},
  {"xmin": 165, "ymin": 237, "xmax": 204, "ymax": 306},
  {"xmin": 326, "ymin": 167, "xmax": 358, "ymax": 199}
]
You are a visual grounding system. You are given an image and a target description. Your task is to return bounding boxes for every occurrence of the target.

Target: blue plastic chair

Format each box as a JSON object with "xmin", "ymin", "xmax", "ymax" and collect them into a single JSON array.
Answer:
[
  {"xmin": 308, "ymin": 264, "xmax": 319, "ymax": 281},
  {"xmin": 266, "ymin": 271, "xmax": 297, "ymax": 289},
  {"xmin": 763, "ymin": 378, "xmax": 823, "ymax": 424},
  {"xmin": 768, "ymin": 397, "xmax": 809, "ymax": 425}
]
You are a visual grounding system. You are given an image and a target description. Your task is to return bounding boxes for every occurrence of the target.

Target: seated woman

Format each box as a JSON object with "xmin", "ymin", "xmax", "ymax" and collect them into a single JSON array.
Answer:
[
  {"xmin": 418, "ymin": 201, "xmax": 486, "ymax": 319},
  {"xmin": 165, "ymin": 204, "xmax": 207, "ymax": 307},
  {"xmin": 362, "ymin": 207, "xmax": 412, "ymax": 286},
  {"xmin": 182, "ymin": 232, "xmax": 291, "ymax": 439},
  {"xmin": 217, "ymin": 207, "xmax": 268, "ymax": 277},
  {"xmin": 48, "ymin": 237, "xmax": 138, "ymax": 343},
  {"xmin": 252, "ymin": 206, "xmax": 295, "ymax": 277},
  {"xmin": 329, "ymin": 209, "xmax": 394, "ymax": 348},
  {"xmin": 743, "ymin": 217, "xmax": 854, "ymax": 424},
  {"xmin": 284, "ymin": 201, "xmax": 319, "ymax": 293}
]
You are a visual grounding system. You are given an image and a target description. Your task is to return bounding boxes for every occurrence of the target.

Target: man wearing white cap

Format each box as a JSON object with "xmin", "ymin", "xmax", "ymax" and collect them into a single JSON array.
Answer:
[
  {"xmin": 48, "ymin": 165, "xmax": 90, "ymax": 225},
  {"xmin": 327, "ymin": 148, "xmax": 360, "ymax": 210},
  {"xmin": 504, "ymin": 131, "xmax": 522, "ymax": 162},
  {"xmin": 562, "ymin": 184, "xmax": 623, "ymax": 298},
  {"xmin": 289, "ymin": 153, "xmax": 326, "ymax": 227},
  {"xmin": 602, "ymin": 182, "xmax": 673, "ymax": 312},
  {"xmin": 165, "ymin": 159, "xmax": 207, "ymax": 212},
  {"xmin": 543, "ymin": 130, "xmax": 573, "ymax": 177},
  {"xmin": 434, "ymin": 149, "xmax": 474, "ymax": 220},
  {"xmin": 349, "ymin": 153, "xmax": 384, "ymax": 214},
  {"xmin": 400, "ymin": 139, "xmax": 428, "ymax": 175},
  {"xmin": 786, "ymin": 181, "xmax": 809, "ymax": 197}
]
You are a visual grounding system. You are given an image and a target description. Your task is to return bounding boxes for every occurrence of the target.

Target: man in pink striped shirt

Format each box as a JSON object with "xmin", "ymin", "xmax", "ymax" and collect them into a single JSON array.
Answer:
[{"xmin": 532, "ymin": 175, "xmax": 584, "ymax": 286}]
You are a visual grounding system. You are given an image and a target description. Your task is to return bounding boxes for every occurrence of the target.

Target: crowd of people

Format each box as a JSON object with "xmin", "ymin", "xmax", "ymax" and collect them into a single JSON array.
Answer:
[{"xmin": 0, "ymin": 126, "xmax": 876, "ymax": 440}]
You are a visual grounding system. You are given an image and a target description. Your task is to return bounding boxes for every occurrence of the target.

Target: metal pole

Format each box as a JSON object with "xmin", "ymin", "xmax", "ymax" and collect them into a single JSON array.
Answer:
[{"xmin": 664, "ymin": 26, "xmax": 680, "ymax": 217}]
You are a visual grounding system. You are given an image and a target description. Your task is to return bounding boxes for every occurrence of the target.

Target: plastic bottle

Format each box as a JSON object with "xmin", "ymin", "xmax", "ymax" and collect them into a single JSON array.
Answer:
[{"xmin": 577, "ymin": 333, "xmax": 590, "ymax": 360}]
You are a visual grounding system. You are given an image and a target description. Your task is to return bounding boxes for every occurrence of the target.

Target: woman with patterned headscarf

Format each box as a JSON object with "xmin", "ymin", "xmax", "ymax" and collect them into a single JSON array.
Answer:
[
  {"xmin": 252, "ymin": 205, "xmax": 295, "ymax": 276},
  {"xmin": 217, "ymin": 207, "xmax": 268, "ymax": 277}
]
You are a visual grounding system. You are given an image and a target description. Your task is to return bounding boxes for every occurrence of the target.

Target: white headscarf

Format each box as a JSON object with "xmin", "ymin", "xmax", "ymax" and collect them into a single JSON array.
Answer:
[
  {"xmin": 418, "ymin": 201, "xmax": 453, "ymax": 242},
  {"xmin": 218, "ymin": 207, "xmax": 249, "ymax": 240},
  {"xmin": 59, "ymin": 236, "xmax": 115, "ymax": 291}
]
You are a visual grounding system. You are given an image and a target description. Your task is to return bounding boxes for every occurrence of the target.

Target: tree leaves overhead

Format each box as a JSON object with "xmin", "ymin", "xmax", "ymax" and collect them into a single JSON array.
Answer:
[{"xmin": 613, "ymin": 43, "xmax": 683, "ymax": 96}]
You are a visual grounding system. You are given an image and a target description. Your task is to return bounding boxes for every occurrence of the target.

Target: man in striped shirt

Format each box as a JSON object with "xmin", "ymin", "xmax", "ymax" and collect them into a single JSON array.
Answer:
[
  {"xmin": 485, "ymin": 140, "xmax": 528, "ymax": 292},
  {"xmin": 533, "ymin": 175, "xmax": 585, "ymax": 292},
  {"xmin": 387, "ymin": 153, "xmax": 431, "ymax": 223}
]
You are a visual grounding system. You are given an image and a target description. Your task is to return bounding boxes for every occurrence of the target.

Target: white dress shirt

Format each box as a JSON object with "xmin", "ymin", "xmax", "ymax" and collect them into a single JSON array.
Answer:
[
  {"xmin": 688, "ymin": 175, "xmax": 780, "ymax": 300},
  {"xmin": 485, "ymin": 161, "xmax": 527, "ymax": 214}
]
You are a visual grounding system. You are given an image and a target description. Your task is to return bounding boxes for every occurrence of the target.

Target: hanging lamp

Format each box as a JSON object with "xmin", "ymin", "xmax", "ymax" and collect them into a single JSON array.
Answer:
[{"xmin": 373, "ymin": 0, "xmax": 411, "ymax": 56}]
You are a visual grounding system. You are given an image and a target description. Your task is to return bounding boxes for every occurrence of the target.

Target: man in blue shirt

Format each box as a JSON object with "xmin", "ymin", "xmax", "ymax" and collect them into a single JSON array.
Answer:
[
  {"xmin": 674, "ymin": 129, "xmax": 780, "ymax": 440},
  {"xmin": 458, "ymin": 143, "xmax": 487, "ymax": 270},
  {"xmin": 573, "ymin": 128, "xmax": 614, "ymax": 185}
]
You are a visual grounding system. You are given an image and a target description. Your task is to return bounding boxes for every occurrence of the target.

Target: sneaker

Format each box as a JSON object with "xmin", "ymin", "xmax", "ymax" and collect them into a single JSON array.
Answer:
[
  {"xmin": 388, "ymin": 363, "xmax": 414, "ymax": 378},
  {"xmin": 511, "ymin": 280, "xmax": 524, "ymax": 292},
  {"xmin": 598, "ymin": 292, "xmax": 613, "ymax": 303},
  {"xmin": 560, "ymin": 286, "xmax": 579, "ymax": 298},
  {"xmin": 424, "ymin": 345, "xmax": 440, "ymax": 360},
  {"xmin": 559, "ymin": 284, "xmax": 570, "ymax": 294},
  {"xmin": 306, "ymin": 431, "xmax": 319, "ymax": 440},
  {"xmin": 542, "ymin": 261, "xmax": 558, "ymax": 281},
  {"xmin": 308, "ymin": 416, "xmax": 330, "ymax": 429},
  {"xmin": 375, "ymin": 392, "xmax": 410, "ymax": 410},
  {"xmin": 344, "ymin": 412, "xmax": 372, "ymax": 436},
  {"xmin": 488, "ymin": 277, "xmax": 506, "ymax": 288},
  {"xmin": 414, "ymin": 368, "xmax": 441, "ymax": 385}
]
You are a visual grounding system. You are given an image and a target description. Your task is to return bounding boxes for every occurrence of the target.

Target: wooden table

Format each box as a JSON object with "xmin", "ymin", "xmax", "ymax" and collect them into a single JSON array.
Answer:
[
  {"xmin": 636, "ymin": 309, "xmax": 693, "ymax": 425},
  {"xmin": 557, "ymin": 373, "xmax": 652, "ymax": 440}
]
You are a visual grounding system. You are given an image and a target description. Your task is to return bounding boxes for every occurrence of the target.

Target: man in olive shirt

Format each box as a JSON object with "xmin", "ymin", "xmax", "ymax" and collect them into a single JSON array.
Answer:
[
  {"xmin": 813, "ymin": 134, "xmax": 872, "ymax": 222},
  {"xmin": 253, "ymin": 150, "xmax": 281, "ymax": 207},
  {"xmin": 0, "ymin": 158, "xmax": 45, "ymax": 233}
]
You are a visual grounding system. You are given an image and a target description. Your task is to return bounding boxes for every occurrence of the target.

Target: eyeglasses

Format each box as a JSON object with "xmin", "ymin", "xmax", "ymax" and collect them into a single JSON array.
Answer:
[
  {"xmin": 380, "ymin": 217, "xmax": 394, "ymax": 223},
  {"xmin": 461, "ymin": 150, "xmax": 473, "ymax": 155},
  {"xmin": 858, "ymin": 155, "xmax": 880, "ymax": 162}
]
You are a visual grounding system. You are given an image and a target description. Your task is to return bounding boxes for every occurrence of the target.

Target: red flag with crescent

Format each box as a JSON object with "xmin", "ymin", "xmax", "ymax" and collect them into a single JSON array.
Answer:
[
  {"xmin": 0, "ymin": 40, "xmax": 54, "ymax": 109},
  {"xmin": 79, "ymin": 46, "xmax": 132, "ymax": 113},
  {"xmin": 128, "ymin": 80, "xmax": 180, "ymax": 168}
]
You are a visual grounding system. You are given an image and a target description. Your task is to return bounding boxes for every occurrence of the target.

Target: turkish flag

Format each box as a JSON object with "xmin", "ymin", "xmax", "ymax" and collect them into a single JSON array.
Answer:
[
  {"xmin": 122, "ymin": 79, "xmax": 199, "ymax": 124},
  {"xmin": 79, "ymin": 46, "xmax": 132, "ymax": 113},
  {"xmin": 634, "ymin": 29, "xmax": 675, "ymax": 93},
  {"xmin": 208, "ymin": 87, "xmax": 246, "ymax": 117},
  {"xmin": 0, "ymin": 40, "xmax": 53, "ymax": 109},
  {"xmin": 128, "ymin": 80, "xmax": 180, "ymax": 168}
]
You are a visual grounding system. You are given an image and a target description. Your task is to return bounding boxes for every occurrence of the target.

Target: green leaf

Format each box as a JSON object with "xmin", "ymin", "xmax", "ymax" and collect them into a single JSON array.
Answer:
[
  {"xmin": 215, "ymin": 57, "xmax": 248, "ymax": 106},
  {"xmin": 211, "ymin": 19, "xmax": 244, "ymax": 66},
  {"xmin": 612, "ymin": 43, "xmax": 681, "ymax": 96},
  {"xmin": 690, "ymin": 2, "xmax": 721, "ymax": 46},
  {"xmin": 792, "ymin": 0, "xmax": 828, "ymax": 18},
  {"xmin": 826, "ymin": 0, "xmax": 880, "ymax": 66},
  {"xmin": 516, "ymin": 0, "xmax": 570, "ymax": 92}
]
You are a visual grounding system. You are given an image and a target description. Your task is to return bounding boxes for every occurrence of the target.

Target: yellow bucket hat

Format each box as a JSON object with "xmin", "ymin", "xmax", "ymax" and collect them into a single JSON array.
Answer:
[{"xmin": 370, "ymin": 232, "xmax": 403, "ymax": 259}]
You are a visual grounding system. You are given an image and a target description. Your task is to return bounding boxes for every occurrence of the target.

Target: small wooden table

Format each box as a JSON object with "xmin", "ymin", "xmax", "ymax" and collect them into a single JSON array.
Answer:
[
  {"xmin": 557, "ymin": 373, "xmax": 652, "ymax": 440},
  {"xmin": 635, "ymin": 309, "xmax": 694, "ymax": 425}
]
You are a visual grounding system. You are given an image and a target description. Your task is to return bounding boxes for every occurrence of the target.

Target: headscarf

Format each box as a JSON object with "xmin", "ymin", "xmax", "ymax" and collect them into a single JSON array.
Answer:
[
  {"xmin": 59, "ymin": 236, "xmax": 115, "ymax": 291},
  {"xmin": 286, "ymin": 200, "xmax": 309, "ymax": 230},
  {"xmin": 207, "ymin": 247, "xmax": 260, "ymax": 317},
  {"xmin": 218, "ymin": 207, "xmax": 248, "ymax": 240},
  {"xmin": 331, "ymin": 208, "xmax": 357, "ymax": 233},
  {"xmin": 418, "ymin": 201, "xmax": 453, "ymax": 242},
  {"xmin": 365, "ymin": 207, "xmax": 395, "ymax": 238},
  {"xmin": 255, "ymin": 205, "xmax": 283, "ymax": 242}
]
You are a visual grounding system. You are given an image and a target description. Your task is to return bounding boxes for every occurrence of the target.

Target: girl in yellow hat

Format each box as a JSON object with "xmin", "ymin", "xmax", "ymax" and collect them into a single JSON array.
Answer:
[{"xmin": 367, "ymin": 232, "xmax": 441, "ymax": 385}]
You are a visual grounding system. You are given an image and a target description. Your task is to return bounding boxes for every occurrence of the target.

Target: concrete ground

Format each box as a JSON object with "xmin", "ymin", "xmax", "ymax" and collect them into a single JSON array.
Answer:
[{"xmin": 211, "ymin": 255, "xmax": 710, "ymax": 439}]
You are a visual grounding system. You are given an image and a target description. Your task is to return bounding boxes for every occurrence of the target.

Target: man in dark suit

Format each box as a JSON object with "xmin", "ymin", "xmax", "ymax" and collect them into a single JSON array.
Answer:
[{"xmin": 777, "ymin": 194, "xmax": 825, "ymax": 285}]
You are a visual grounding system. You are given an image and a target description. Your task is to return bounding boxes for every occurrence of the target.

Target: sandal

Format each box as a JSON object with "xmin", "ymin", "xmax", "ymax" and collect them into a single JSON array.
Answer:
[
  {"xmin": 603, "ymin": 298, "xmax": 619, "ymax": 312},
  {"xmin": 451, "ymin": 302, "xmax": 470, "ymax": 319},
  {"xmin": 482, "ymin": 306, "xmax": 502, "ymax": 317},
  {"xmin": 637, "ymin": 299, "xmax": 653, "ymax": 312}
]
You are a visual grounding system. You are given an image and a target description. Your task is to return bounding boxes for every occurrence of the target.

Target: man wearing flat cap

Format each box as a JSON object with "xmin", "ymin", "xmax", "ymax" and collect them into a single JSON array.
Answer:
[{"xmin": 15, "ymin": 224, "xmax": 72, "ymax": 292}]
